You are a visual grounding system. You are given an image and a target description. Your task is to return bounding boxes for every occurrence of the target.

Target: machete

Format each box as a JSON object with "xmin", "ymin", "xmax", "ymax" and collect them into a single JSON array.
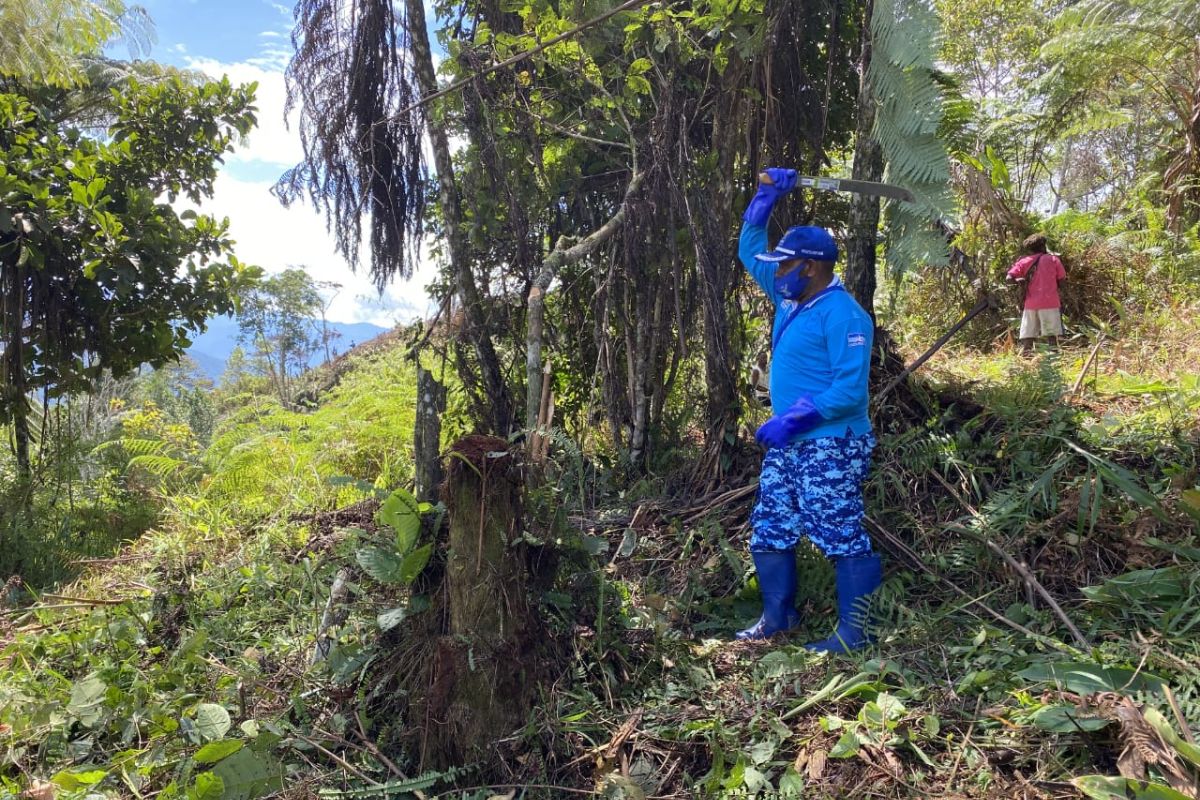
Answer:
[{"xmin": 758, "ymin": 171, "xmax": 915, "ymax": 203}]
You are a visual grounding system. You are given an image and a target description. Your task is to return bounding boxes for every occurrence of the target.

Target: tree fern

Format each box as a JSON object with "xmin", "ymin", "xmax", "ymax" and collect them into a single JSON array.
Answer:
[
  {"xmin": 1042, "ymin": 0, "xmax": 1200, "ymax": 226},
  {"xmin": 0, "ymin": 0, "xmax": 152, "ymax": 87},
  {"xmin": 868, "ymin": 0, "xmax": 955, "ymax": 273}
]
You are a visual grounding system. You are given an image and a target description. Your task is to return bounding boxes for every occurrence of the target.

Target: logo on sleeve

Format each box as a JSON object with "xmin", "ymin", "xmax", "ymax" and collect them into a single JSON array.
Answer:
[{"xmin": 847, "ymin": 332, "xmax": 866, "ymax": 347}]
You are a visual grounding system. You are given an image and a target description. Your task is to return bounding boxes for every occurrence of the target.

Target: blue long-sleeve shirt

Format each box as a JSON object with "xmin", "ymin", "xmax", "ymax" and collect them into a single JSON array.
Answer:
[{"xmin": 739, "ymin": 222, "xmax": 873, "ymax": 440}]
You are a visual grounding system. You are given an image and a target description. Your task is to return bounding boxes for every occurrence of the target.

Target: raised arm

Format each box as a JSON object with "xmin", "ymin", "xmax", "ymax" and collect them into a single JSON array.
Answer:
[{"xmin": 738, "ymin": 167, "xmax": 797, "ymax": 298}]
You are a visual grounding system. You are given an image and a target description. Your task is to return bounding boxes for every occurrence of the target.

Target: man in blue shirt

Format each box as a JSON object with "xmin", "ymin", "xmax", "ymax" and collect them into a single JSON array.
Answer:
[{"xmin": 735, "ymin": 167, "xmax": 881, "ymax": 653}]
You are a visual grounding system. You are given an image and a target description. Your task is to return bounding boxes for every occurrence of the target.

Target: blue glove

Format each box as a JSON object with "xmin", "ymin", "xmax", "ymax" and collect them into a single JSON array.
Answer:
[
  {"xmin": 755, "ymin": 395, "xmax": 824, "ymax": 449},
  {"xmin": 742, "ymin": 167, "xmax": 798, "ymax": 226}
]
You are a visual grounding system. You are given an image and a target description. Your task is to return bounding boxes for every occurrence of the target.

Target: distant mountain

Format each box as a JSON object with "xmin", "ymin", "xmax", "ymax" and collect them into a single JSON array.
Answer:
[{"xmin": 186, "ymin": 315, "xmax": 390, "ymax": 379}]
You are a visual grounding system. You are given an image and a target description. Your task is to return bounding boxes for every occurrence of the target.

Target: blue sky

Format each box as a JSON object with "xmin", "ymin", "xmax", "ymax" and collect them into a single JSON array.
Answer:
[{"xmin": 125, "ymin": 0, "xmax": 440, "ymax": 325}]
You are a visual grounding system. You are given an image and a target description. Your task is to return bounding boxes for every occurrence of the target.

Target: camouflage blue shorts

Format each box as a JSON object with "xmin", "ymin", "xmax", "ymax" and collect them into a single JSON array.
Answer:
[{"xmin": 750, "ymin": 433, "xmax": 876, "ymax": 557}]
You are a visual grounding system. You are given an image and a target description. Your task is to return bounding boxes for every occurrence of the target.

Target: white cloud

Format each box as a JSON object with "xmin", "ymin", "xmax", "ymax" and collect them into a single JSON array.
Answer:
[
  {"xmin": 181, "ymin": 51, "xmax": 440, "ymax": 326},
  {"xmin": 186, "ymin": 56, "xmax": 297, "ymax": 166},
  {"xmin": 194, "ymin": 173, "xmax": 439, "ymax": 327}
]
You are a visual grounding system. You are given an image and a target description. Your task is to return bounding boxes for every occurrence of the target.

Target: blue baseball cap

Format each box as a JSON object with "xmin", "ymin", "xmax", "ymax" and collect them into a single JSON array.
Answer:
[{"xmin": 754, "ymin": 225, "xmax": 839, "ymax": 263}]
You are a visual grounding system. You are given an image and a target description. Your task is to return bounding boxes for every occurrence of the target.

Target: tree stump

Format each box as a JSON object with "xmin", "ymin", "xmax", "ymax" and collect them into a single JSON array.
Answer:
[{"xmin": 423, "ymin": 434, "xmax": 537, "ymax": 767}]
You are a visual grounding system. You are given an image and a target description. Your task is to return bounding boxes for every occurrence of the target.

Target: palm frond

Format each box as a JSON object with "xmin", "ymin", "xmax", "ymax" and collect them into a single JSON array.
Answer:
[
  {"xmin": 273, "ymin": 0, "xmax": 427, "ymax": 289},
  {"xmin": 868, "ymin": 0, "xmax": 954, "ymax": 274}
]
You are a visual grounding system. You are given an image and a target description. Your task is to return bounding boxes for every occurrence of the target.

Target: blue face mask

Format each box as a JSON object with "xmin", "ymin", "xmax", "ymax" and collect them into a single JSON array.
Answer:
[{"xmin": 775, "ymin": 268, "xmax": 809, "ymax": 300}]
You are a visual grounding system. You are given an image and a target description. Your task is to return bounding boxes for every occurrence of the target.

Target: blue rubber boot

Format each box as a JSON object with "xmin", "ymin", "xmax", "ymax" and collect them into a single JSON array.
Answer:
[
  {"xmin": 805, "ymin": 554, "xmax": 882, "ymax": 653},
  {"xmin": 736, "ymin": 550, "xmax": 801, "ymax": 640}
]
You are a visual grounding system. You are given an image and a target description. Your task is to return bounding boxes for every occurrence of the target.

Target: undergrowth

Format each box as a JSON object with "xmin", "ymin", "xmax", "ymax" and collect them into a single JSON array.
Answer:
[{"xmin": 3, "ymin": 332, "xmax": 1200, "ymax": 800}]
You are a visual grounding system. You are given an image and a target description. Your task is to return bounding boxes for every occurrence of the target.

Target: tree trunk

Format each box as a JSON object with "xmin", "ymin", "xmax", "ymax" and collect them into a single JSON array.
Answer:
[
  {"xmin": 844, "ymin": 0, "xmax": 884, "ymax": 317},
  {"xmin": 1, "ymin": 262, "xmax": 31, "ymax": 482},
  {"xmin": 684, "ymin": 112, "xmax": 740, "ymax": 480},
  {"xmin": 413, "ymin": 367, "xmax": 447, "ymax": 504},
  {"xmin": 524, "ymin": 166, "xmax": 643, "ymax": 433},
  {"xmin": 423, "ymin": 435, "xmax": 536, "ymax": 767},
  {"xmin": 405, "ymin": 0, "xmax": 514, "ymax": 435}
]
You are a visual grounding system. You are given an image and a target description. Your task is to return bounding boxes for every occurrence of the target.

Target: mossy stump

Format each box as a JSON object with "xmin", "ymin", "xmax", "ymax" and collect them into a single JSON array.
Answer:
[{"xmin": 423, "ymin": 434, "xmax": 537, "ymax": 767}]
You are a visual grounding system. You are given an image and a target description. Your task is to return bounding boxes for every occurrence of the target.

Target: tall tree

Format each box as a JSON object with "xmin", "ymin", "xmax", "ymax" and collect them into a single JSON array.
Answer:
[
  {"xmin": 1042, "ymin": 0, "xmax": 1200, "ymax": 227},
  {"xmin": 236, "ymin": 269, "xmax": 323, "ymax": 402},
  {"xmin": 279, "ymin": 0, "xmax": 515, "ymax": 434},
  {"xmin": 0, "ymin": 0, "xmax": 151, "ymax": 88},
  {"xmin": 0, "ymin": 76, "xmax": 257, "ymax": 478}
]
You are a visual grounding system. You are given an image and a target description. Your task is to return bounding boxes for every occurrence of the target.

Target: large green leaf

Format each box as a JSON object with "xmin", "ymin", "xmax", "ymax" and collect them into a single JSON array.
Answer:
[
  {"xmin": 194, "ymin": 703, "xmax": 232, "ymax": 743},
  {"xmin": 187, "ymin": 772, "xmax": 225, "ymax": 800},
  {"xmin": 68, "ymin": 675, "xmax": 108, "ymax": 727},
  {"xmin": 377, "ymin": 488, "xmax": 421, "ymax": 553},
  {"xmin": 51, "ymin": 768, "xmax": 108, "ymax": 791},
  {"xmin": 1029, "ymin": 705, "xmax": 1112, "ymax": 733},
  {"xmin": 1143, "ymin": 708, "xmax": 1200, "ymax": 769},
  {"xmin": 1081, "ymin": 568, "xmax": 1184, "ymax": 604},
  {"xmin": 1018, "ymin": 661, "xmax": 1167, "ymax": 694},
  {"xmin": 398, "ymin": 543, "xmax": 433, "ymax": 584},
  {"xmin": 1075, "ymin": 776, "xmax": 1194, "ymax": 800},
  {"xmin": 195, "ymin": 739, "xmax": 244, "ymax": 764},
  {"xmin": 356, "ymin": 545, "xmax": 404, "ymax": 584},
  {"xmin": 211, "ymin": 748, "xmax": 283, "ymax": 800},
  {"xmin": 1074, "ymin": 775, "xmax": 1137, "ymax": 800}
]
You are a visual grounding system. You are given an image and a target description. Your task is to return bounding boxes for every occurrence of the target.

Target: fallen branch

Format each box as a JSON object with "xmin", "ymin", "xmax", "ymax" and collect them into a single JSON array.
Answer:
[
  {"xmin": 928, "ymin": 472, "xmax": 1092, "ymax": 651},
  {"xmin": 864, "ymin": 516, "xmax": 1077, "ymax": 654},
  {"xmin": 353, "ymin": 713, "xmax": 428, "ymax": 800},
  {"xmin": 681, "ymin": 483, "xmax": 758, "ymax": 524},
  {"xmin": 292, "ymin": 733, "xmax": 380, "ymax": 787},
  {"xmin": 1072, "ymin": 333, "xmax": 1107, "ymax": 396},
  {"xmin": 311, "ymin": 569, "xmax": 350, "ymax": 665},
  {"xmin": 876, "ymin": 295, "xmax": 993, "ymax": 402},
  {"xmin": 40, "ymin": 592, "xmax": 135, "ymax": 606}
]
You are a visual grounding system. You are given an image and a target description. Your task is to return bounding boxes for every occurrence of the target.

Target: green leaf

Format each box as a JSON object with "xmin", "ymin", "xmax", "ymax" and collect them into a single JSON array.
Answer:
[
  {"xmin": 195, "ymin": 739, "xmax": 244, "ymax": 764},
  {"xmin": 748, "ymin": 738, "xmax": 777, "ymax": 765},
  {"xmin": 1075, "ymin": 777, "xmax": 1195, "ymax": 800},
  {"xmin": 628, "ymin": 57, "xmax": 653, "ymax": 75},
  {"xmin": 68, "ymin": 675, "xmax": 107, "ymax": 727},
  {"xmin": 1178, "ymin": 489, "xmax": 1200, "ymax": 522},
  {"xmin": 1073, "ymin": 775, "xmax": 1132, "ymax": 800},
  {"xmin": 1029, "ymin": 705, "xmax": 1112, "ymax": 733},
  {"xmin": 1143, "ymin": 708, "xmax": 1200, "ymax": 769},
  {"xmin": 52, "ymin": 768, "xmax": 108, "ymax": 790},
  {"xmin": 377, "ymin": 596, "xmax": 430, "ymax": 631},
  {"xmin": 187, "ymin": 772, "xmax": 225, "ymax": 800},
  {"xmin": 625, "ymin": 74, "xmax": 652, "ymax": 95},
  {"xmin": 211, "ymin": 748, "xmax": 283, "ymax": 800},
  {"xmin": 1018, "ymin": 661, "xmax": 1167, "ymax": 695},
  {"xmin": 829, "ymin": 730, "xmax": 861, "ymax": 759},
  {"xmin": 778, "ymin": 768, "xmax": 805, "ymax": 797},
  {"xmin": 377, "ymin": 488, "xmax": 421, "ymax": 553},
  {"xmin": 1063, "ymin": 440, "xmax": 1166, "ymax": 519},
  {"xmin": 398, "ymin": 543, "xmax": 433, "ymax": 585},
  {"xmin": 356, "ymin": 545, "xmax": 405, "ymax": 583},
  {"xmin": 1081, "ymin": 568, "xmax": 1184, "ymax": 605},
  {"xmin": 194, "ymin": 703, "xmax": 232, "ymax": 743}
]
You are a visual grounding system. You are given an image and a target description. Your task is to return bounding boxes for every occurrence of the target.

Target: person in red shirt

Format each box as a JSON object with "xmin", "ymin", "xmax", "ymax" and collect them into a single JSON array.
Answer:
[{"xmin": 1007, "ymin": 233, "xmax": 1067, "ymax": 353}]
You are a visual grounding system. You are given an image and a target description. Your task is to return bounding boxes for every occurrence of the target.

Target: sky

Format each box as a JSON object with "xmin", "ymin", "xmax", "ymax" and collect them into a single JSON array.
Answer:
[{"xmin": 128, "ymin": 0, "xmax": 440, "ymax": 326}]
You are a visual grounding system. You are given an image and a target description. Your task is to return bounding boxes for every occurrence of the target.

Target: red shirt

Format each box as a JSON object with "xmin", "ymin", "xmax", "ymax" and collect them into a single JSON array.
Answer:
[{"xmin": 1008, "ymin": 253, "xmax": 1066, "ymax": 310}]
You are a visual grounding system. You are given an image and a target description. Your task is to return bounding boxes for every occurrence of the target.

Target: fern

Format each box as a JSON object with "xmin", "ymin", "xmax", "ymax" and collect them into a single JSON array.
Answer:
[
  {"xmin": 315, "ymin": 766, "xmax": 466, "ymax": 797},
  {"xmin": 868, "ymin": 0, "xmax": 955, "ymax": 274}
]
